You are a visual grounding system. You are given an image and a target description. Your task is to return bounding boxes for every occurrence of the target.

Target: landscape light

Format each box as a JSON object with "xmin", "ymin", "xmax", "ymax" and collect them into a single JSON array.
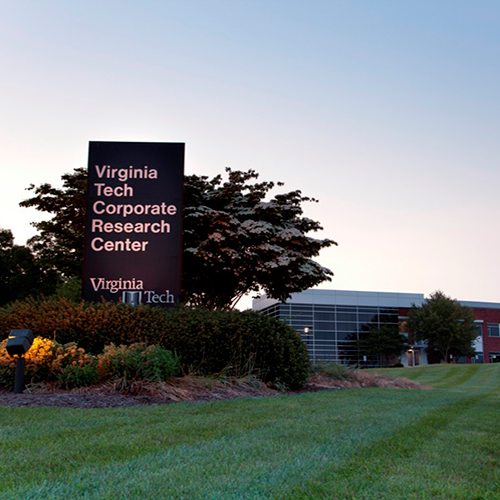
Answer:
[
  {"xmin": 5, "ymin": 329, "xmax": 34, "ymax": 394},
  {"xmin": 6, "ymin": 329, "xmax": 34, "ymax": 356},
  {"xmin": 303, "ymin": 327, "xmax": 315, "ymax": 362}
]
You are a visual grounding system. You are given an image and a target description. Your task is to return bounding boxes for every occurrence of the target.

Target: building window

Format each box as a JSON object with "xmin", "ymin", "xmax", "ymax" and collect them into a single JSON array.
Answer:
[
  {"xmin": 489, "ymin": 352, "xmax": 500, "ymax": 363},
  {"xmin": 487, "ymin": 324, "xmax": 500, "ymax": 337},
  {"xmin": 263, "ymin": 302, "xmax": 399, "ymax": 365}
]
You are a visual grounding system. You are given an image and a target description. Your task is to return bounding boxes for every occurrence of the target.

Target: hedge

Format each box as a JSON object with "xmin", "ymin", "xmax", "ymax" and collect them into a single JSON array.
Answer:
[{"xmin": 0, "ymin": 297, "xmax": 310, "ymax": 389}]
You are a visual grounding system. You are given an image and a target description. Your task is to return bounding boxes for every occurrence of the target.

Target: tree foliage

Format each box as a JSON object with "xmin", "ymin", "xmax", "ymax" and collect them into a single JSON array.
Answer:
[
  {"xmin": 355, "ymin": 324, "xmax": 408, "ymax": 367},
  {"xmin": 20, "ymin": 167, "xmax": 336, "ymax": 309},
  {"xmin": 183, "ymin": 169, "xmax": 336, "ymax": 309},
  {"xmin": 19, "ymin": 167, "xmax": 87, "ymax": 278},
  {"xmin": 0, "ymin": 228, "xmax": 59, "ymax": 306},
  {"xmin": 343, "ymin": 313, "xmax": 408, "ymax": 367},
  {"xmin": 407, "ymin": 290, "xmax": 477, "ymax": 363}
]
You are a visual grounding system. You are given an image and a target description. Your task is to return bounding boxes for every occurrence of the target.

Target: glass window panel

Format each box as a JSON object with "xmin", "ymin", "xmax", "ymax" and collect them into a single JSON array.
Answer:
[
  {"xmin": 337, "ymin": 313, "xmax": 357, "ymax": 322},
  {"xmin": 290, "ymin": 317, "xmax": 314, "ymax": 323},
  {"xmin": 315, "ymin": 331, "xmax": 335, "ymax": 340},
  {"xmin": 358, "ymin": 313, "xmax": 377, "ymax": 324},
  {"xmin": 380, "ymin": 307, "xmax": 398, "ymax": 314},
  {"xmin": 337, "ymin": 331, "xmax": 358, "ymax": 340},
  {"xmin": 317, "ymin": 348, "xmax": 335, "ymax": 356},
  {"xmin": 488, "ymin": 324, "xmax": 500, "ymax": 337},
  {"xmin": 314, "ymin": 321, "xmax": 335, "ymax": 330},
  {"xmin": 315, "ymin": 312, "xmax": 335, "ymax": 321},
  {"xmin": 336, "ymin": 322, "xmax": 358, "ymax": 332},
  {"xmin": 290, "ymin": 305, "xmax": 313, "ymax": 312},
  {"xmin": 289, "ymin": 322, "xmax": 312, "ymax": 330},
  {"xmin": 336, "ymin": 306, "xmax": 357, "ymax": 313},
  {"xmin": 358, "ymin": 307, "xmax": 378, "ymax": 314},
  {"xmin": 379, "ymin": 315, "xmax": 399, "ymax": 324}
]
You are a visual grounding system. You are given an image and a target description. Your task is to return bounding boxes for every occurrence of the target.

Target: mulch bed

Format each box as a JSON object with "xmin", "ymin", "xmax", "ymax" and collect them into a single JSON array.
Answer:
[
  {"xmin": 0, "ymin": 378, "xmax": 280, "ymax": 408},
  {"xmin": 0, "ymin": 392, "xmax": 168, "ymax": 408},
  {"xmin": 0, "ymin": 373, "xmax": 424, "ymax": 409}
]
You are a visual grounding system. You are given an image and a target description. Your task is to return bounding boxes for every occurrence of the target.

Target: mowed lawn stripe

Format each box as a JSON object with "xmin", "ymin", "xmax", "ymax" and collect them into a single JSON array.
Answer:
[
  {"xmin": 0, "ymin": 389, "xmax": 473, "ymax": 499},
  {"xmin": 356, "ymin": 388, "xmax": 500, "ymax": 499},
  {"xmin": 279, "ymin": 393, "xmax": 489, "ymax": 499},
  {"xmin": 1, "ymin": 364, "xmax": 500, "ymax": 499},
  {"xmin": 383, "ymin": 364, "xmax": 462, "ymax": 387},
  {"xmin": 422, "ymin": 363, "xmax": 482, "ymax": 389},
  {"xmin": 0, "ymin": 400, "xmax": 282, "ymax": 488},
  {"xmin": 385, "ymin": 390, "xmax": 500, "ymax": 499},
  {"xmin": 400, "ymin": 363, "xmax": 500, "ymax": 394},
  {"xmin": 384, "ymin": 363, "xmax": 488, "ymax": 390},
  {"xmin": 279, "ymin": 364, "xmax": 500, "ymax": 499}
]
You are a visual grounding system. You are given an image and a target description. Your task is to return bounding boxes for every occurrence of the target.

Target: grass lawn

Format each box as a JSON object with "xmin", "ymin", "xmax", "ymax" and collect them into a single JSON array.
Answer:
[{"xmin": 1, "ymin": 363, "xmax": 499, "ymax": 499}]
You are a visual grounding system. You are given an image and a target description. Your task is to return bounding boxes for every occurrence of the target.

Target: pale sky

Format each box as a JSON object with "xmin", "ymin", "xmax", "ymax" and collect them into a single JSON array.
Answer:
[{"xmin": 1, "ymin": 0, "xmax": 499, "ymax": 308}]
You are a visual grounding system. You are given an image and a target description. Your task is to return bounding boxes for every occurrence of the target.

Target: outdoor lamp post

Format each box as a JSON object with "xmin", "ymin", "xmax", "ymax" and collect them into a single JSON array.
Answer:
[
  {"xmin": 408, "ymin": 347, "xmax": 414, "ymax": 367},
  {"xmin": 304, "ymin": 326, "xmax": 314, "ymax": 362},
  {"xmin": 6, "ymin": 329, "xmax": 34, "ymax": 394}
]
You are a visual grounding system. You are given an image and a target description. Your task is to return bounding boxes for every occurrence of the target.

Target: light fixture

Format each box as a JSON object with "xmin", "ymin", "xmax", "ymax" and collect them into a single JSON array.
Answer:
[{"xmin": 6, "ymin": 329, "xmax": 34, "ymax": 394}]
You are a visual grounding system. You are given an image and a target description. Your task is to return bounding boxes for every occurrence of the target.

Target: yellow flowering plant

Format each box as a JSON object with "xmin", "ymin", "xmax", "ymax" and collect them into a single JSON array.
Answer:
[{"xmin": 0, "ymin": 336, "xmax": 96, "ymax": 388}]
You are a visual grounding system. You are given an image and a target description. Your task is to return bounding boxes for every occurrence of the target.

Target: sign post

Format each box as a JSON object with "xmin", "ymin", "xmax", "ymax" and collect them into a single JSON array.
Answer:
[{"xmin": 83, "ymin": 141, "xmax": 184, "ymax": 306}]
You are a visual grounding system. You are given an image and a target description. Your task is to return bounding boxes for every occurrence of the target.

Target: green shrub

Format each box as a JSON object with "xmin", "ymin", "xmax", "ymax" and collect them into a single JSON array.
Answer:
[
  {"xmin": 58, "ymin": 363, "xmax": 98, "ymax": 389},
  {"xmin": 97, "ymin": 343, "xmax": 143, "ymax": 381},
  {"xmin": 0, "ymin": 297, "xmax": 311, "ymax": 389},
  {"xmin": 0, "ymin": 297, "xmax": 169, "ymax": 353},
  {"xmin": 97, "ymin": 343, "xmax": 179, "ymax": 383},
  {"xmin": 52, "ymin": 342, "xmax": 96, "ymax": 372},
  {"xmin": 155, "ymin": 308, "xmax": 310, "ymax": 389},
  {"xmin": 140, "ymin": 345, "xmax": 180, "ymax": 382},
  {"xmin": 0, "ymin": 360, "xmax": 15, "ymax": 390}
]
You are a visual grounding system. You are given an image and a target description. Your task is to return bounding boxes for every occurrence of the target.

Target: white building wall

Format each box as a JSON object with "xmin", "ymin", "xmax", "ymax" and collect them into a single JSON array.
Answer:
[{"xmin": 253, "ymin": 289, "xmax": 424, "ymax": 310}]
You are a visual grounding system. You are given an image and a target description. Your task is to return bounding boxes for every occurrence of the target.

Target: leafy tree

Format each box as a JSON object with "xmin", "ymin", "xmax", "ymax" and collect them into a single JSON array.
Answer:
[
  {"xmin": 355, "ymin": 324, "xmax": 408, "ymax": 367},
  {"xmin": 183, "ymin": 169, "xmax": 336, "ymax": 309},
  {"xmin": 0, "ymin": 228, "xmax": 59, "ymax": 306},
  {"xmin": 54, "ymin": 275, "xmax": 83, "ymax": 302},
  {"xmin": 342, "ymin": 313, "xmax": 408, "ymax": 367},
  {"xmin": 21, "ymin": 168, "xmax": 336, "ymax": 309},
  {"xmin": 407, "ymin": 290, "xmax": 476, "ymax": 363},
  {"xmin": 19, "ymin": 167, "xmax": 87, "ymax": 278}
]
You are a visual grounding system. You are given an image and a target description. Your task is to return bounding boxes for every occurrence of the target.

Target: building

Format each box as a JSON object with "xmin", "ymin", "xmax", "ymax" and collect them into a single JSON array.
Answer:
[{"xmin": 252, "ymin": 289, "xmax": 500, "ymax": 367}]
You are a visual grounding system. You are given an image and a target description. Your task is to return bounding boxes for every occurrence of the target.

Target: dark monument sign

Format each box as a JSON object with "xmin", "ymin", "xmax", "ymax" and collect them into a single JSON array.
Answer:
[{"xmin": 83, "ymin": 141, "xmax": 184, "ymax": 306}]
